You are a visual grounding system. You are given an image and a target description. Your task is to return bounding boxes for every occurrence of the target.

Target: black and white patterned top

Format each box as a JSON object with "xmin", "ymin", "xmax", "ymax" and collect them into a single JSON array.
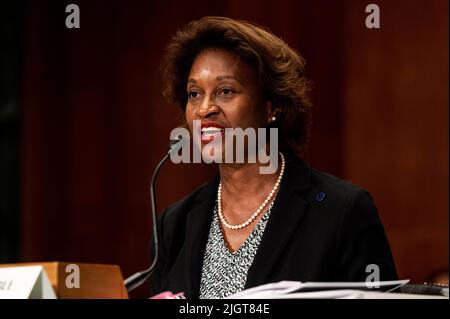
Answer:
[{"xmin": 199, "ymin": 203, "xmax": 273, "ymax": 299}]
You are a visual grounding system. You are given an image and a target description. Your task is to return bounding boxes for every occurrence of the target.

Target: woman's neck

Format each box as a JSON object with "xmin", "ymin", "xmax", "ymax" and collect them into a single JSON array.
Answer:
[{"xmin": 218, "ymin": 159, "xmax": 279, "ymax": 202}]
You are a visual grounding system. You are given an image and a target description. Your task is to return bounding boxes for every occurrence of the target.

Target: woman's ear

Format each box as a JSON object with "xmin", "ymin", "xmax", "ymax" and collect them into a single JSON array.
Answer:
[
  {"xmin": 265, "ymin": 100, "xmax": 274, "ymax": 123},
  {"xmin": 266, "ymin": 101, "xmax": 282, "ymax": 124}
]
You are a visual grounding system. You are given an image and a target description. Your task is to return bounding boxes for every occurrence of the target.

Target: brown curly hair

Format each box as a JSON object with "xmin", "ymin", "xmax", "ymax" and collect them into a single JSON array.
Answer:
[{"xmin": 161, "ymin": 16, "xmax": 313, "ymax": 156}]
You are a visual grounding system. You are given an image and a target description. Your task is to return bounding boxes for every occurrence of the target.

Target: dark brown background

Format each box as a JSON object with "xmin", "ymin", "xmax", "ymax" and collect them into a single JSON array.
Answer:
[{"xmin": 18, "ymin": 0, "xmax": 448, "ymax": 297}]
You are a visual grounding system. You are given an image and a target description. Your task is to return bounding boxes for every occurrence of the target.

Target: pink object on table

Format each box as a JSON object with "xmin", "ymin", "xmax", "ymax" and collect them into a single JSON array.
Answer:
[{"xmin": 150, "ymin": 291, "xmax": 186, "ymax": 299}]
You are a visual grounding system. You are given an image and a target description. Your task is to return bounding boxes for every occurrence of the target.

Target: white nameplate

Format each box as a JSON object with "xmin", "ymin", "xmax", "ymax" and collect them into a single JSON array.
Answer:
[{"xmin": 0, "ymin": 266, "xmax": 57, "ymax": 299}]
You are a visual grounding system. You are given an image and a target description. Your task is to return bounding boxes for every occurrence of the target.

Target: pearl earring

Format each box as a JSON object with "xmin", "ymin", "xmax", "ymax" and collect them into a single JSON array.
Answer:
[{"xmin": 271, "ymin": 116, "xmax": 277, "ymax": 122}]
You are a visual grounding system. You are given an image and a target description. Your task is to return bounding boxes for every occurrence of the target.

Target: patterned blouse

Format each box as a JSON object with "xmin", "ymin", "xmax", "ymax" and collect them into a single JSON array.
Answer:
[{"xmin": 199, "ymin": 203, "xmax": 273, "ymax": 299}]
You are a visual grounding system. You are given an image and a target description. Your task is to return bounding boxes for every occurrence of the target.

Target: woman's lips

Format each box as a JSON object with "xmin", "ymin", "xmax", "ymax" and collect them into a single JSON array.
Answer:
[
  {"xmin": 201, "ymin": 126, "xmax": 225, "ymax": 143},
  {"xmin": 200, "ymin": 122, "xmax": 225, "ymax": 143}
]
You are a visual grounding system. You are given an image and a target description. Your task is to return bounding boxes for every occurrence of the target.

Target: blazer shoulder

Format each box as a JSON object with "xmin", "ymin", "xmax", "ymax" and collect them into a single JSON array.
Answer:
[
  {"xmin": 309, "ymin": 168, "xmax": 368, "ymax": 200},
  {"xmin": 162, "ymin": 175, "xmax": 218, "ymax": 224},
  {"xmin": 305, "ymin": 167, "xmax": 381, "ymax": 223},
  {"xmin": 164, "ymin": 183, "xmax": 205, "ymax": 220},
  {"xmin": 307, "ymin": 168, "xmax": 383, "ymax": 230}
]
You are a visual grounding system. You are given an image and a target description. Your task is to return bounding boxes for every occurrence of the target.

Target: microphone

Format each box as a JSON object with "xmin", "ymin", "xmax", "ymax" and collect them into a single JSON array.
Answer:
[{"xmin": 124, "ymin": 135, "xmax": 183, "ymax": 292}]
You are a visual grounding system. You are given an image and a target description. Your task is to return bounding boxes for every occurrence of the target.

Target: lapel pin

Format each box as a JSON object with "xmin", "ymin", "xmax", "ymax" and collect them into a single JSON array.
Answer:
[{"xmin": 315, "ymin": 192, "xmax": 325, "ymax": 203}]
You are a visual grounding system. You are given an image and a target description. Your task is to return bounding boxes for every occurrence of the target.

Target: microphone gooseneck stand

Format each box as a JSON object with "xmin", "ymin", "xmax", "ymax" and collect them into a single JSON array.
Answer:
[{"xmin": 124, "ymin": 137, "xmax": 182, "ymax": 292}]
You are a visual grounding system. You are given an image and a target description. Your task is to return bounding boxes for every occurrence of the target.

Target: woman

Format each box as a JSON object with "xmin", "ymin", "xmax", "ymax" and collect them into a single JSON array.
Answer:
[{"xmin": 151, "ymin": 16, "xmax": 398, "ymax": 299}]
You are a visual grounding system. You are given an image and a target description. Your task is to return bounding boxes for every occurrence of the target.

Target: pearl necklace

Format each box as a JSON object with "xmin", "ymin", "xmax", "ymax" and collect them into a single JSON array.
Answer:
[{"xmin": 217, "ymin": 152, "xmax": 286, "ymax": 230}]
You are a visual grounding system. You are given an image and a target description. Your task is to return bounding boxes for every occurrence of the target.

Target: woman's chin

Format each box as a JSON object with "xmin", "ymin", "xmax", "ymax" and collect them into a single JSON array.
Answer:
[{"xmin": 200, "ymin": 150, "xmax": 225, "ymax": 163}]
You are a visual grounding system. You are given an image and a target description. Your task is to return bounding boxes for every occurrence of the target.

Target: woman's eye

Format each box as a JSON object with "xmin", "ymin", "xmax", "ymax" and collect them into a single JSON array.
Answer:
[
  {"xmin": 188, "ymin": 91, "xmax": 200, "ymax": 99},
  {"xmin": 218, "ymin": 88, "xmax": 234, "ymax": 96}
]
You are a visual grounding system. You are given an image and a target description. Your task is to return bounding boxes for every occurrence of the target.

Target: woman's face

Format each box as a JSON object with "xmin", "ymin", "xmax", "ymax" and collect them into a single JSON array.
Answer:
[{"xmin": 185, "ymin": 48, "xmax": 270, "ymax": 157}]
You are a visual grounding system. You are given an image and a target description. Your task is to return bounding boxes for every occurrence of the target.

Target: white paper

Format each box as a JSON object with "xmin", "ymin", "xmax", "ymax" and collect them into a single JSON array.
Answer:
[{"xmin": 226, "ymin": 279, "xmax": 410, "ymax": 299}]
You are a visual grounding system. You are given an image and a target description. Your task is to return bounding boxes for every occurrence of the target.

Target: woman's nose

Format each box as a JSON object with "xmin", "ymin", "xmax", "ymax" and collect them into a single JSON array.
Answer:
[{"xmin": 197, "ymin": 95, "xmax": 219, "ymax": 118}]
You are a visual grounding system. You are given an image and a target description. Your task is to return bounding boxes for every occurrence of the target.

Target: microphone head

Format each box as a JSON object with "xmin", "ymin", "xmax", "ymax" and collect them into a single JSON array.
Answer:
[{"xmin": 168, "ymin": 135, "xmax": 183, "ymax": 154}]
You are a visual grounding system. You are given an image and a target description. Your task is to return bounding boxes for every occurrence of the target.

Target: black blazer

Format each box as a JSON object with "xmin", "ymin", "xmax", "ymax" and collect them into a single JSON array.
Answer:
[{"xmin": 150, "ymin": 155, "xmax": 398, "ymax": 298}]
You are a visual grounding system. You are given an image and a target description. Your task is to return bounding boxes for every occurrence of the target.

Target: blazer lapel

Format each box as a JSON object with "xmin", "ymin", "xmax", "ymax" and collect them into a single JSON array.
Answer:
[
  {"xmin": 245, "ymin": 156, "xmax": 312, "ymax": 288},
  {"xmin": 180, "ymin": 157, "xmax": 312, "ymax": 296},
  {"xmin": 183, "ymin": 176, "xmax": 219, "ymax": 298}
]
